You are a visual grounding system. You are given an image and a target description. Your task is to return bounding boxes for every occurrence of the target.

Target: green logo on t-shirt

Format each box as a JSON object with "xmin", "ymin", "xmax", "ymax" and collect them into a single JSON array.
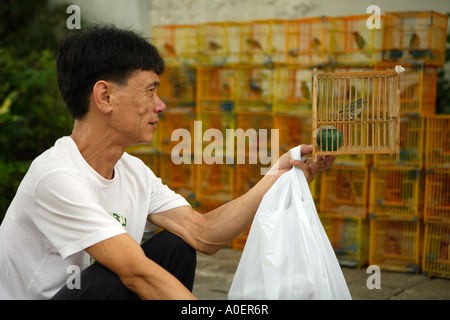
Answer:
[
  {"xmin": 90, "ymin": 212, "xmax": 127, "ymax": 265},
  {"xmin": 110, "ymin": 212, "xmax": 127, "ymax": 229}
]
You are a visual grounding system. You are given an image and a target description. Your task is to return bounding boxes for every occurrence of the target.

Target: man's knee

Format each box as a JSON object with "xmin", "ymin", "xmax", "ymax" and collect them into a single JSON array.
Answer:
[{"xmin": 141, "ymin": 230, "xmax": 196, "ymax": 290}]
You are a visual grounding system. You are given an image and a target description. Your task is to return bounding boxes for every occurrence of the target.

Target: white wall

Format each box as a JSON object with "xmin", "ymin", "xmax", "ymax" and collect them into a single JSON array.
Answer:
[
  {"xmin": 53, "ymin": 0, "xmax": 450, "ymax": 34},
  {"xmin": 149, "ymin": 0, "xmax": 450, "ymax": 28}
]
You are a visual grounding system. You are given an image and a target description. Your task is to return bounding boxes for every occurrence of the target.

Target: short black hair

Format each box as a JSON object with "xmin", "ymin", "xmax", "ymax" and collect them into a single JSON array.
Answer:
[{"xmin": 57, "ymin": 25, "xmax": 165, "ymax": 119}]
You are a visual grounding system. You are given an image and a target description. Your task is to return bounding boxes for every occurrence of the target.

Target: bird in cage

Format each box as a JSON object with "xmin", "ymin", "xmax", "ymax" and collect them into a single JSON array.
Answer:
[
  {"xmin": 246, "ymin": 38, "xmax": 262, "ymax": 51},
  {"xmin": 339, "ymin": 97, "xmax": 367, "ymax": 120},
  {"xmin": 311, "ymin": 37, "xmax": 321, "ymax": 54},
  {"xmin": 352, "ymin": 31, "xmax": 371, "ymax": 59},
  {"xmin": 208, "ymin": 40, "xmax": 222, "ymax": 52}
]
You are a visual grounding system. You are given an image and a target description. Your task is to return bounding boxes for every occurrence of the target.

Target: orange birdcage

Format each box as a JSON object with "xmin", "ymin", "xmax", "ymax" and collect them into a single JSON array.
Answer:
[
  {"xmin": 382, "ymin": 11, "xmax": 448, "ymax": 67},
  {"xmin": 240, "ymin": 19, "xmax": 286, "ymax": 65},
  {"xmin": 158, "ymin": 67, "xmax": 196, "ymax": 110},
  {"xmin": 273, "ymin": 67, "xmax": 313, "ymax": 115},
  {"xmin": 424, "ymin": 169, "xmax": 450, "ymax": 224},
  {"xmin": 374, "ymin": 114, "xmax": 425, "ymax": 168},
  {"xmin": 235, "ymin": 66, "xmax": 274, "ymax": 112},
  {"xmin": 320, "ymin": 213, "xmax": 370, "ymax": 268},
  {"xmin": 370, "ymin": 219, "xmax": 422, "ymax": 273},
  {"xmin": 196, "ymin": 66, "xmax": 237, "ymax": 112},
  {"xmin": 320, "ymin": 165, "xmax": 370, "ymax": 218},
  {"xmin": 376, "ymin": 62, "xmax": 437, "ymax": 116},
  {"xmin": 285, "ymin": 16, "xmax": 334, "ymax": 67},
  {"xmin": 151, "ymin": 24, "xmax": 197, "ymax": 66},
  {"xmin": 423, "ymin": 223, "xmax": 450, "ymax": 279},
  {"xmin": 332, "ymin": 15, "xmax": 383, "ymax": 66},
  {"xmin": 197, "ymin": 21, "xmax": 242, "ymax": 66},
  {"xmin": 158, "ymin": 152, "xmax": 195, "ymax": 199},
  {"xmin": 369, "ymin": 166, "xmax": 423, "ymax": 220},
  {"xmin": 426, "ymin": 115, "xmax": 450, "ymax": 169},
  {"xmin": 195, "ymin": 162, "xmax": 234, "ymax": 202},
  {"xmin": 158, "ymin": 109, "xmax": 195, "ymax": 155}
]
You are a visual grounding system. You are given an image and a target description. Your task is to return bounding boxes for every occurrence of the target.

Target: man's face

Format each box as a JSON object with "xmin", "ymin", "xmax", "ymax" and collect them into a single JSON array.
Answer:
[{"xmin": 109, "ymin": 70, "xmax": 166, "ymax": 146}]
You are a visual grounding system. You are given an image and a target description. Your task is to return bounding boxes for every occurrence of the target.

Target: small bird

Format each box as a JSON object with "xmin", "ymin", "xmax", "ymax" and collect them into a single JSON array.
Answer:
[
  {"xmin": 339, "ymin": 98, "xmax": 366, "ymax": 120},
  {"xmin": 311, "ymin": 37, "xmax": 321, "ymax": 54},
  {"xmin": 249, "ymin": 78, "xmax": 262, "ymax": 95},
  {"xmin": 300, "ymin": 81, "xmax": 310, "ymax": 101},
  {"xmin": 288, "ymin": 48, "xmax": 299, "ymax": 57},
  {"xmin": 352, "ymin": 31, "xmax": 371, "ymax": 59},
  {"xmin": 409, "ymin": 32, "xmax": 420, "ymax": 50},
  {"xmin": 246, "ymin": 38, "xmax": 262, "ymax": 51},
  {"xmin": 353, "ymin": 31, "xmax": 367, "ymax": 50},
  {"xmin": 164, "ymin": 42, "xmax": 176, "ymax": 56},
  {"xmin": 208, "ymin": 40, "xmax": 222, "ymax": 51}
]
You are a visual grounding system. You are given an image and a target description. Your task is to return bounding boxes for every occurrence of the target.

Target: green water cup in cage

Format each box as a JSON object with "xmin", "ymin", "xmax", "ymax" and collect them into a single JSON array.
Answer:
[{"xmin": 316, "ymin": 126, "xmax": 343, "ymax": 151}]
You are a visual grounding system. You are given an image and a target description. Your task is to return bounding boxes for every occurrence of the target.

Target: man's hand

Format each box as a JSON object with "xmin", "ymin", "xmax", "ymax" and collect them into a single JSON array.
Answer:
[{"xmin": 267, "ymin": 145, "xmax": 336, "ymax": 183}]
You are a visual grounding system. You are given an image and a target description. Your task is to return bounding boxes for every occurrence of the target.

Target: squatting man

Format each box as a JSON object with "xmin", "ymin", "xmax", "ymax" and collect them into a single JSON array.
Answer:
[{"xmin": 0, "ymin": 25, "xmax": 336, "ymax": 300}]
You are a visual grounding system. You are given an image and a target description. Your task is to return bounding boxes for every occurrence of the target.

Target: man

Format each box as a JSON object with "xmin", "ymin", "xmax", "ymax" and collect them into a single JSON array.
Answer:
[{"xmin": 0, "ymin": 25, "xmax": 335, "ymax": 300}]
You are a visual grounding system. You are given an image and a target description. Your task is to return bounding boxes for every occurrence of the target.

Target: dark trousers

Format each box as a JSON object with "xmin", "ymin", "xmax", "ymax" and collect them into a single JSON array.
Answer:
[{"xmin": 52, "ymin": 230, "xmax": 196, "ymax": 300}]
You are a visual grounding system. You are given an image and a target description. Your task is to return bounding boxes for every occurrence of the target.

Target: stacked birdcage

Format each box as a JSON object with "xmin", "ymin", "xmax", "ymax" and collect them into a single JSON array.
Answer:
[
  {"xmin": 146, "ymin": 11, "xmax": 448, "ymax": 273},
  {"xmin": 423, "ymin": 115, "xmax": 450, "ymax": 278},
  {"xmin": 368, "ymin": 10, "xmax": 446, "ymax": 274}
]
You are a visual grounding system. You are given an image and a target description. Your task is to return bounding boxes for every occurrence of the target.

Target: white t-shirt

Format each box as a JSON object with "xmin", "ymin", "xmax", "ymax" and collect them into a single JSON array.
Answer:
[{"xmin": 0, "ymin": 136, "xmax": 190, "ymax": 299}]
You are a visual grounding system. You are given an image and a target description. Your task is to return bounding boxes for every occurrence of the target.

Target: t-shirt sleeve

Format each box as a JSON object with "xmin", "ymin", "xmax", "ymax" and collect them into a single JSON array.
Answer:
[
  {"xmin": 146, "ymin": 171, "xmax": 191, "ymax": 214},
  {"xmin": 33, "ymin": 170, "xmax": 127, "ymax": 260}
]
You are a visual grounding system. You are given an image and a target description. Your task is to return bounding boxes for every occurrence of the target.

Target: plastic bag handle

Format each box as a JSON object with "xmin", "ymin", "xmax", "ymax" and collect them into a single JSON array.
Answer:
[
  {"xmin": 289, "ymin": 145, "xmax": 313, "ymax": 201},
  {"xmin": 290, "ymin": 145, "xmax": 307, "ymax": 162}
]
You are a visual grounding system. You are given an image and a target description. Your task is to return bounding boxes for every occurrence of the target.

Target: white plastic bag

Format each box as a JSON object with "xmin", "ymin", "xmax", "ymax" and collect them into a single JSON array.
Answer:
[{"xmin": 228, "ymin": 146, "xmax": 352, "ymax": 300}]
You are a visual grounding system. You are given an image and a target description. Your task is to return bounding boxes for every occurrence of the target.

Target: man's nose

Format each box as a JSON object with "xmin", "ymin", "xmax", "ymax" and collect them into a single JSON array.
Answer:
[{"xmin": 154, "ymin": 95, "xmax": 166, "ymax": 113}]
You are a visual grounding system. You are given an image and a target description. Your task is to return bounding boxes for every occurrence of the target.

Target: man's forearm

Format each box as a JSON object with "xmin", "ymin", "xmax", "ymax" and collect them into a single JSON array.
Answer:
[
  {"xmin": 199, "ymin": 172, "xmax": 280, "ymax": 254},
  {"xmin": 121, "ymin": 258, "xmax": 197, "ymax": 300}
]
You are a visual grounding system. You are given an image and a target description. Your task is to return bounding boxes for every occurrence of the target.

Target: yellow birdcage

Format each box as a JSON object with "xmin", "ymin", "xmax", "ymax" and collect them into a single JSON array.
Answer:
[
  {"xmin": 240, "ymin": 19, "xmax": 287, "ymax": 65},
  {"xmin": 370, "ymin": 218, "xmax": 422, "ymax": 273},
  {"xmin": 196, "ymin": 66, "xmax": 236, "ymax": 113},
  {"xmin": 422, "ymin": 223, "xmax": 450, "ymax": 279},
  {"xmin": 320, "ymin": 213, "xmax": 370, "ymax": 268},
  {"xmin": 376, "ymin": 62, "xmax": 437, "ymax": 116},
  {"xmin": 235, "ymin": 66, "xmax": 274, "ymax": 112},
  {"xmin": 320, "ymin": 165, "xmax": 370, "ymax": 218},
  {"xmin": 369, "ymin": 166, "xmax": 423, "ymax": 221},
  {"xmin": 273, "ymin": 114, "xmax": 311, "ymax": 154},
  {"xmin": 195, "ymin": 161, "xmax": 235, "ymax": 202},
  {"xmin": 158, "ymin": 67, "xmax": 196, "ymax": 110},
  {"xmin": 285, "ymin": 16, "xmax": 334, "ymax": 67},
  {"xmin": 424, "ymin": 169, "xmax": 450, "ymax": 224},
  {"xmin": 151, "ymin": 24, "xmax": 197, "ymax": 66},
  {"xmin": 382, "ymin": 11, "xmax": 448, "ymax": 67},
  {"xmin": 196, "ymin": 21, "xmax": 242, "ymax": 66},
  {"xmin": 374, "ymin": 115, "xmax": 425, "ymax": 168},
  {"xmin": 425, "ymin": 115, "xmax": 450, "ymax": 169},
  {"xmin": 158, "ymin": 152, "xmax": 195, "ymax": 199},
  {"xmin": 332, "ymin": 15, "xmax": 383, "ymax": 66},
  {"xmin": 158, "ymin": 109, "xmax": 195, "ymax": 155},
  {"xmin": 235, "ymin": 111, "xmax": 273, "ymax": 156},
  {"xmin": 311, "ymin": 68, "xmax": 401, "ymax": 161},
  {"xmin": 273, "ymin": 67, "xmax": 313, "ymax": 115}
]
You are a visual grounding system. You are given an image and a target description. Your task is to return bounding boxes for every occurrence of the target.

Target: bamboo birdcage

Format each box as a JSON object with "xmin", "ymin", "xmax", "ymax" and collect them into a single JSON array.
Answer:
[{"xmin": 311, "ymin": 68, "xmax": 401, "ymax": 161}]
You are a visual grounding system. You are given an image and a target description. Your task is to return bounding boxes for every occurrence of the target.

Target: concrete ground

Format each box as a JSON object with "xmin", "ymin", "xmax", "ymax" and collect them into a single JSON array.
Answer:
[{"xmin": 193, "ymin": 248, "xmax": 450, "ymax": 300}]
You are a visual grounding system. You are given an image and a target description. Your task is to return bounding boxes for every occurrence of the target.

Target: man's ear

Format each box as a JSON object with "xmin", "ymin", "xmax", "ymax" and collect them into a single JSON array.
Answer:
[{"xmin": 92, "ymin": 80, "xmax": 114, "ymax": 114}]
